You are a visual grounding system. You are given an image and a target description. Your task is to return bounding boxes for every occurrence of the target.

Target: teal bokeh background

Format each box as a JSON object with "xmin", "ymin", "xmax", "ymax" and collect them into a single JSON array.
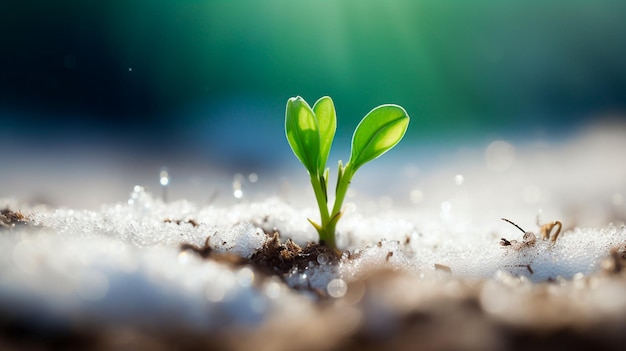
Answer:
[{"xmin": 1, "ymin": 0, "xmax": 625, "ymax": 169}]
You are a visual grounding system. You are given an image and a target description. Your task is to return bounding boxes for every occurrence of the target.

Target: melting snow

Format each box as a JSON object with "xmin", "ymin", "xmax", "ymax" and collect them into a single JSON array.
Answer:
[{"xmin": 1, "ymin": 124, "xmax": 625, "ymax": 332}]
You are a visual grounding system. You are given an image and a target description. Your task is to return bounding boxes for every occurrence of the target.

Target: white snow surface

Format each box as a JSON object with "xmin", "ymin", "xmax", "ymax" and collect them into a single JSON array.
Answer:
[{"xmin": 1, "ymin": 124, "xmax": 625, "ymax": 331}]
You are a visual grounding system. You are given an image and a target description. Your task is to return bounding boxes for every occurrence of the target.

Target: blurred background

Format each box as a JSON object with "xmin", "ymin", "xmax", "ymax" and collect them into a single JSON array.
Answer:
[{"xmin": 1, "ymin": 0, "xmax": 625, "ymax": 207}]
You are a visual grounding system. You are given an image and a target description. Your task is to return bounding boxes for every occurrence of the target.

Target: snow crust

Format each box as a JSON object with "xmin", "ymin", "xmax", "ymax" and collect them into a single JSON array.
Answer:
[{"xmin": 1, "ymin": 124, "xmax": 625, "ymax": 332}]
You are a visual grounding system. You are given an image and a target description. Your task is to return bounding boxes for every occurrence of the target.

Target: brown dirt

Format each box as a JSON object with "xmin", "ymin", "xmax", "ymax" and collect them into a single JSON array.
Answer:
[
  {"xmin": 248, "ymin": 232, "xmax": 340, "ymax": 277},
  {"xmin": 180, "ymin": 230, "xmax": 341, "ymax": 290},
  {"xmin": 0, "ymin": 208, "xmax": 28, "ymax": 230}
]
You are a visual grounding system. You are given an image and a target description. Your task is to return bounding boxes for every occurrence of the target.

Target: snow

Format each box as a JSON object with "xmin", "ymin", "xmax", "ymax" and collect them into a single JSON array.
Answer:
[{"xmin": 1, "ymin": 123, "xmax": 625, "ymax": 335}]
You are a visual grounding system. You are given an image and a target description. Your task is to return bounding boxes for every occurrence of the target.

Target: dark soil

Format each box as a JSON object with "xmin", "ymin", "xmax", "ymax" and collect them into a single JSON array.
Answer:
[
  {"xmin": 181, "ymin": 230, "xmax": 341, "ymax": 290},
  {"xmin": 248, "ymin": 232, "xmax": 340, "ymax": 276}
]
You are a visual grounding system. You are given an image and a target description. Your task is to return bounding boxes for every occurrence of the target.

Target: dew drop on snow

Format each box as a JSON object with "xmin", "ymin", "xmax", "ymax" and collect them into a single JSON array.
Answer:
[
  {"xmin": 327, "ymin": 278, "xmax": 348, "ymax": 298},
  {"xmin": 128, "ymin": 185, "xmax": 145, "ymax": 205},
  {"xmin": 317, "ymin": 253, "xmax": 329, "ymax": 265}
]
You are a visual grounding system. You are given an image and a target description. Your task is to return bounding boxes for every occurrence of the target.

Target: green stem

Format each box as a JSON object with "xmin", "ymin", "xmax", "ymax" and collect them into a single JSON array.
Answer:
[
  {"xmin": 331, "ymin": 163, "xmax": 354, "ymax": 217},
  {"xmin": 309, "ymin": 164, "xmax": 355, "ymax": 254},
  {"xmin": 310, "ymin": 173, "xmax": 330, "ymax": 227}
]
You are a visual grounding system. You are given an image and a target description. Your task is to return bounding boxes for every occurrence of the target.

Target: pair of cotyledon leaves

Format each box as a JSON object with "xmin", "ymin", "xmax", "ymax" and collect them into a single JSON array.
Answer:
[{"xmin": 285, "ymin": 96, "xmax": 410, "ymax": 176}]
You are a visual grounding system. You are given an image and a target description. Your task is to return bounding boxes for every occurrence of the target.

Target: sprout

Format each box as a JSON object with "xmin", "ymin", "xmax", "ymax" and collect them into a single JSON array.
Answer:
[{"xmin": 285, "ymin": 96, "xmax": 410, "ymax": 253}]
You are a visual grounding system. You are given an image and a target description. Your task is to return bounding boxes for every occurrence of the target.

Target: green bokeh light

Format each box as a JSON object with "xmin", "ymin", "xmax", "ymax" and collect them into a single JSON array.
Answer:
[{"xmin": 3, "ymin": 0, "xmax": 625, "ymax": 147}]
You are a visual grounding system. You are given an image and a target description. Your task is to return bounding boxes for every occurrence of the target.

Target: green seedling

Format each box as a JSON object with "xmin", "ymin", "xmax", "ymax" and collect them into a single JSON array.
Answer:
[{"xmin": 285, "ymin": 96, "xmax": 410, "ymax": 253}]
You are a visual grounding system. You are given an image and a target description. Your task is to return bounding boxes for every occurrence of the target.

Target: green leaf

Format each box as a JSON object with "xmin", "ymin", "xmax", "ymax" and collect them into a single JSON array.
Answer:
[
  {"xmin": 312, "ymin": 96, "xmax": 336, "ymax": 174},
  {"xmin": 307, "ymin": 218, "xmax": 323, "ymax": 232},
  {"xmin": 285, "ymin": 96, "xmax": 320, "ymax": 174},
  {"xmin": 348, "ymin": 104, "xmax": 409, "ymax": 171}
]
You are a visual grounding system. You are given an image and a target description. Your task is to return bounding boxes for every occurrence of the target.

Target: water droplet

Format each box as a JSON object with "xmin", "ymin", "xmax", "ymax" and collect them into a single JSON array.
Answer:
[
  {"xmin": 160, "ymin": 169, "xmax": 169, "ymax": 186},
  {"xmin": 236, "ymin": 267, "xmax": 255, "ymax": 287},
  {"xmin": 248, "ymin": 173, "xmax": 258, "ymax": 183},
  {"xmin": 233, "ymin": 173, "xmax": 244, "ymax": 199},
  {"xmin": 317, "ymin": 253, "xmax": 329, "ymax": 265},
  {"xmin": 178, "ymin": 250, "xmax": 192, "ymax": 265},
  {"xmin": 159, "ymin": 168, "xmax": 170, "ymax": 202},
  {"xmin": 265, "ymin": 281, "xmax": 282, "ymax": 299},
  {"xmin": 454, "ymin": 174, "xmax": 464, "ymax": 186},
  {"xmin": 327, "ymin": 278, "xmax": 348, "ymax": 298},
  {"xmin": 128, "ymin": 185, "xmax": 146, "ymax": 205},
  {"xmin": 485, "ymin": 140, "xmax": 515, "ymax": 172},
  {"xmin": 206, "ymin": 272, "xmax": 236, "ymax": 302},
  {"xmin": 298, "ymin": 273, "xmax": 308, "ymax": 285},
  {"xmin": 233, "ymin": 189, "xmax": 243, "ymax": 199},
  {"xmin": 206, "ymin": 285, "xmax": 225, "ymax": 302}
]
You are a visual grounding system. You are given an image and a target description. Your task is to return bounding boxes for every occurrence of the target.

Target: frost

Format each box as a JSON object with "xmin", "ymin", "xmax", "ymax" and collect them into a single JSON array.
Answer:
[
  {"xmin": 210, "ymin": 222, "xmax": 265, "ymax": 258},
  {"xmin": 1, "ymin": 125, "xmax": 626, "ymax": 336}
]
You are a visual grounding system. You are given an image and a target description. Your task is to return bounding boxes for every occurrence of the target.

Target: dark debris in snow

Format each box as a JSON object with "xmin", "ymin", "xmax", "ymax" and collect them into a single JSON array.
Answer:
[{"xmin": 0, "ymin": 208, "xmax": 28, "ymax": 230}]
